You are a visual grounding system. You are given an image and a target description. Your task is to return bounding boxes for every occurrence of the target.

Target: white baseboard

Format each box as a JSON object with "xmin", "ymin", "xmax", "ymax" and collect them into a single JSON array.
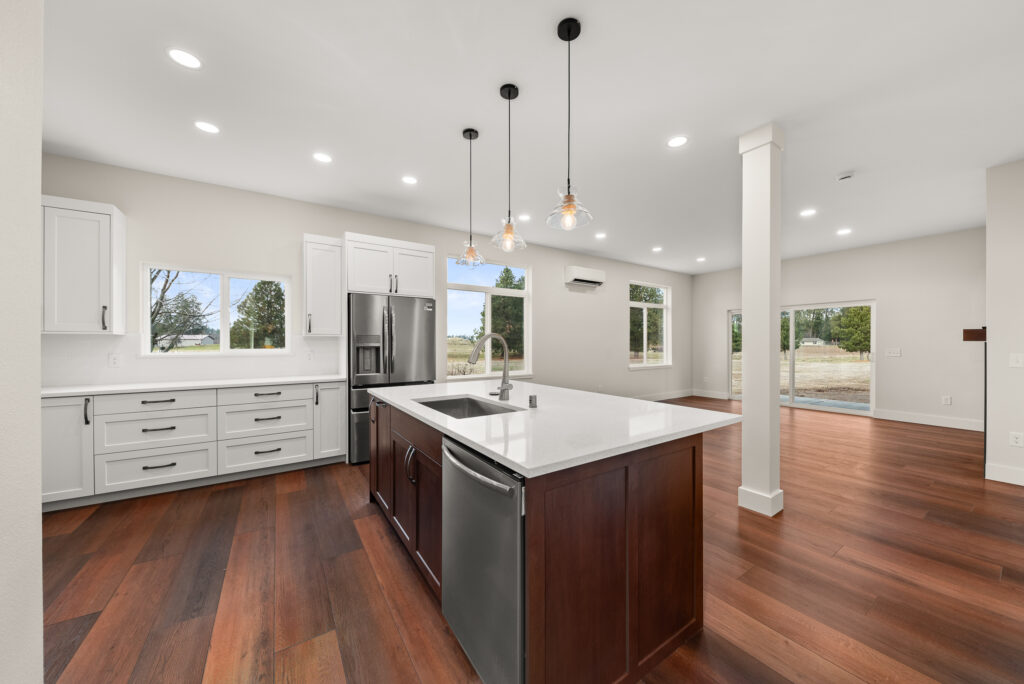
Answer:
[
  {"xmin": 986, "ymin": 462, "xmax": 1024, "ymax": 487},
  {"xmin": 873, "ymin": 408, "xmax": 984, "ymax": 432},
  {"xmin": 693, "ymin": 389, "xmax": 731, "ymax": 400},
  {"xmin": 637, "ymin": 389, "xmax": 693, "ymax": 401},
  {"xmin": 737, "ymin": 486, "xmax": 784, "ymax": 516}
]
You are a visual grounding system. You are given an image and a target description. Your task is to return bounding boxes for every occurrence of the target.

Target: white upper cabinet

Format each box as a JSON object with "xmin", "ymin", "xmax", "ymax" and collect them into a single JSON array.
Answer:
[
  {"xmin": 42, "ymin": 196, "xmax": 125, "ymax": 334},
  {"xmin": 303, "ymin": 235, "xmax": 343, "ymax": 336},
  {"xmin": 345, "ymin": 233, "xmax": 435, "ymax": 298}
]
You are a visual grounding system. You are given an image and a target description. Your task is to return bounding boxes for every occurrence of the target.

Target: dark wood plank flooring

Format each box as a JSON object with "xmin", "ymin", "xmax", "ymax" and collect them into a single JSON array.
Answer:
[{"xmin": 42, "ymin": 399, "xmax": 1024, "ymax": 683}]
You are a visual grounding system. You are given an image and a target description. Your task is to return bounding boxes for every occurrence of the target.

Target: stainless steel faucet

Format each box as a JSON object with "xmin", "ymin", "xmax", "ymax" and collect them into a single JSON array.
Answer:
[{"xmin": 468, "ymin": 333, "xmax": 513, "ymax": 401}]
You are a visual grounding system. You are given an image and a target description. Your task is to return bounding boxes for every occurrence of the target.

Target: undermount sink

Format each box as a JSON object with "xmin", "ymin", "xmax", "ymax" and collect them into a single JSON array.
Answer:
[{"xmin": 415, "ymin": 396, "xmax": 523, "ymax": 419}]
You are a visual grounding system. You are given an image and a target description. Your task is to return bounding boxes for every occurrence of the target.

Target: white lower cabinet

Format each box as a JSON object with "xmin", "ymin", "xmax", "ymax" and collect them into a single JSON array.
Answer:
[
  {"xmin": 313, "ymin": 382, "xmax": 346, "ymax": 459},
  {"xmin": 219, "ymin": 431, "xmax": 313, "ymax": 475},
  {"xmin": 95, "ymin": 442, "xmax": 216, "ymax": 494},
  {"xmin": 218, "ymin": 399, "xmax": 312, "ymax": 440},
  {"xmin": 93, "ymin": 406, "xmax": 217, "ymax": 454},
  {"xmin": 42, "ymin": 396, "xmax": 95, "ymax": 502}
]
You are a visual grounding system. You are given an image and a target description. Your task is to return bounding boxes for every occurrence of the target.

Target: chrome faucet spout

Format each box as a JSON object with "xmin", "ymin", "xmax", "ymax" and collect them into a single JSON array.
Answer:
[{"xmin": 469, "ymin": 333, "xmax": 513, "ymax": 400}]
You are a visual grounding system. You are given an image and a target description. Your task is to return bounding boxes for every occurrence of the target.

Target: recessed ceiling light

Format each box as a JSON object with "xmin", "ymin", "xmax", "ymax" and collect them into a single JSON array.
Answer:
[
  {"xmin": 836, "ymin": 227, "xmax": 852, "ymax": 236},
  {"xmin": 799, "ymin": 208, "xmax": 817, "ymax": 217},
  {"xmin": 652, "ymin": 246, "xmax": 663, "ymax": 252},
  {"xmin": 312, "ymin": 152, "xmax": 332, "ymax": 164},
  {"xmin": 667, "ymin": 136, "xmax": 688, "ymax": 148},
  {"xmin": 194, "ymin": 121, "xmax": 219, "ymax": 134},
  {"xmin": 168, "ymin": 49, "xmax": 201, "ymax": 69},
  {"xmin": 594, "ymin": 232, "xmax": 606, "ymax": 239},
  {"xmin": 518, "ymin": 214, "xmax": 530, "ymax": 222},
  {"xmin": 696, "ymin": 257, "xmax": 706, "ymax": 262},
  {"xmin": 402, "ymin": 176, "xmax": 418, "ymax": 185}
]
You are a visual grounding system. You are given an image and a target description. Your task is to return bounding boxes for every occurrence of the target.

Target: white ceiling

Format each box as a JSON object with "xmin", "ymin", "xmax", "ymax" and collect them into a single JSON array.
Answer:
[{"xmin": 42, "ymin": 0, "xmax": 1024, "ymax": 274}]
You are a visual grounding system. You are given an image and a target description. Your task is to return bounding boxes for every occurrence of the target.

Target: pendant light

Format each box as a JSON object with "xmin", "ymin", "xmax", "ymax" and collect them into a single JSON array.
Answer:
[
  {"xmin": 492, "ymin": 83, "xmax": 527, "ymax": 253},
  {"xmin": 456, "ymin": 128, "xmax": 485, "ymax": 267},
  {"xmin": 547, "ymin": 17, "xmax": 593, "ymax": 231}
]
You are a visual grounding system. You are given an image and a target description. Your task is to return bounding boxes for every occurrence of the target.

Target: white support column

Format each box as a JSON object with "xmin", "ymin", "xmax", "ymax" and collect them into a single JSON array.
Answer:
[{"xmin": 738, "ymin": 123, "xmax": 784, "ymax": 516}]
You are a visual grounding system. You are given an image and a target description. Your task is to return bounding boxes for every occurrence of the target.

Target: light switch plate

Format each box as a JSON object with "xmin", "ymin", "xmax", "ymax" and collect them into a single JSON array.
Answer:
[
  {"xmin": 1010, "ymin": 353, "xmax": 1024, "ymax": 368},
  {"xmin": 941, "ymin": 395, "xmax": 952, "ymax": 406},
  {"xmin": 1010, "ymin": 432, "xmax": 1024, "ymax": 448},
  {"xmin": 885, "ymin": 348, "xmax": 902, "ymax": 357}
]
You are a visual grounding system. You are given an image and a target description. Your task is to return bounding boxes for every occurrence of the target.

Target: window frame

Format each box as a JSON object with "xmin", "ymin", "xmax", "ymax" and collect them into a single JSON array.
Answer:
[
  {"xmin": 141, "ymin": 263, "xmax": 292, "ymax": 357},
  {"xmin": 628, "ymin": 280, "xmax": 672, "ymax": 369},
  {"xmin": 445, "ymin": 258, "xmax": 532, "ymax": 381}
]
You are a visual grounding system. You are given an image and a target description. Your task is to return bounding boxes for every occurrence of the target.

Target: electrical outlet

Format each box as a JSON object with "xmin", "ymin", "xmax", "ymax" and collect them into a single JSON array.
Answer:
[
  {"xmin": 306, "ymin": 351, "xmax": 314, "ymax": 361},
  {"xmin": 107, "ymin": 353, "xmax": 121, "ymax": 368},
  {"xmin": 941, "ymin": 395, "xmax": 952, "ymax": 406},
  {"xmin": 1011, "ymin": 353, "xmax": 1024, "ymax": 368},
  {"xmin": 885, "ymin": 348, "xmax": 902, "ymax": 357},
  {"xmin": 1010, "ymin": 432, "xmax": 1024, "ymax": 448}
]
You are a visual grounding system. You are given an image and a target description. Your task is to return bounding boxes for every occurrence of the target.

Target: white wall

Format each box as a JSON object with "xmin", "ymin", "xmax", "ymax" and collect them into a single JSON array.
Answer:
[
  {"xmin": 692, "ymin": 228, "xmax": 986, "ymax": 430},
  {"xmin": 985, "ymin": 160, "xmax": 1024, "ymax": 486},
  {"xmin": 41, "ymin": 155, "xmax": 693, "ymax": 400},
  {"xmin": 0, "ymin": 0, "xmax": 44, "ymax": 680}
]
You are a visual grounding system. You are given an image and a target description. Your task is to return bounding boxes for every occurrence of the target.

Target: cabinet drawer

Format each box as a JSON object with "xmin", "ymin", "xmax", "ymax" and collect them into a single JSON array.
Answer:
[
  {"xmin": 95, "ymin": 442, "xmax": 216, "ymax": 493},
  {"xmin": 217, "ymin": 384, "xmax": 313, "ymax": 406},
  {"xmin": 94, "ymin": 389, "xmax": 216, "ymax": 415},
  {"xmin": 218, "ymin": 400, "xmax": 312, "ymax": 440},
  {"xmin": 218, "ymin": 431, "xmax": 313, "ymax": 475},
  {"xmin": 94, "ymin": 407, "xmax": 217, "ymax": 454}
]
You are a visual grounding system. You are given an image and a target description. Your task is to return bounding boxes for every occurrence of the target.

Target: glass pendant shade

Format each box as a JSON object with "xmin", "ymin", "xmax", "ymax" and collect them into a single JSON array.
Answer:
[
  {"xmin": 456, "ymin": 241, "xmax": 485, "ymax": 267},
  {"xmin": 546, "ymin": 187, "xmax": 593, "ymax": 231},
  {"xmin": 492, "ymin": 218, "xmax": 526, "ymax": 253}
]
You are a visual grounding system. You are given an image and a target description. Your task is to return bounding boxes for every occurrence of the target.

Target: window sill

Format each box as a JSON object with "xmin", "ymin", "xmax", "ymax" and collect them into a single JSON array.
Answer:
[
  {"xmin": 446, "ymin": 371, "xmax": 533, "ymax": 382},
  {"xmin": 628, "ymin": 363, "xmax": 672, "ymax": 372},
  {"xmin": 141, "ymin": 350, "xmax": 294, "ymax": 359}
]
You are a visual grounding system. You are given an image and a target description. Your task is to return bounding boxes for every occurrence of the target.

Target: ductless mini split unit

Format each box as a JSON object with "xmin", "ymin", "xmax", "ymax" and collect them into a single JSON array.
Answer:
[{"xmin": 564, "ymin": 265, "xmax": 605, "ymax": 287}]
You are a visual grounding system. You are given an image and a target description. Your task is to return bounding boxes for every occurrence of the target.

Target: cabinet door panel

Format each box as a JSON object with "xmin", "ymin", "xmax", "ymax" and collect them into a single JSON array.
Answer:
[
  {"xmin": 44, "ymin": 207, "xmax": 111, "ymax": 332},
  {"xmin": 304, "ymin": 240, "xmax": 342, "ymax": 335},
  {"xmin": 391, "ymin": 434, "xmax": 417, "ymax": 551},
  {"xmin": 348, "ymin": 241, "xmax": 394, "ymax": 294},
  {"xmin": 42, "ymin": 397, "xmax": 94, "ymax": 502},
  {"xmin": 372, "ymin": 402, "xmax": 393, "ymax": 512},
  {"xmin": 413, "ymin": 450, "xmax": 442, "ymax": 596},
  {"xmin": 392, "ymin": 248, "xmax": 434, "ymax": 298},
  {"xmin": 313, "ymin": 382, "xmax": 346, "ymax": 459}
]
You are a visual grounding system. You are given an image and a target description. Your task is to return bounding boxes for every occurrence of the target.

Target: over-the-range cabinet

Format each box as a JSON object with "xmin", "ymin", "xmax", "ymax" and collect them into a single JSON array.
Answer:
[{"xmin": 348, "ymin": 292, "xmax": 435, "ymax": 463}]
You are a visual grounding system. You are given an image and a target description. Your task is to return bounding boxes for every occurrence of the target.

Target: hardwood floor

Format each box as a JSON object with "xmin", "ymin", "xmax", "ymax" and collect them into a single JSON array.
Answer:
[{"xmin": 42, "ymin": 400, "xmax": 1024, "ymax": 683}]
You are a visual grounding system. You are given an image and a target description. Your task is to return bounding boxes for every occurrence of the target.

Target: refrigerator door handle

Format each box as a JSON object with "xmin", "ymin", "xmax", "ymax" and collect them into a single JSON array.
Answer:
[
  {"xmin": 390, "ymin": 305, "xmax": 396, "ymax": 374},
  {"xmin": 382, "ymin": 305, "xmax": 389, "ymax": 374}
]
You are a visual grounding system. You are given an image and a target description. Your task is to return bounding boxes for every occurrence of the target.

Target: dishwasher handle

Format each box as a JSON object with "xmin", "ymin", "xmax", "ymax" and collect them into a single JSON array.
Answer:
[{"xmin": 442, "ymin": 445, "xmax": 514, "ymax": 496}]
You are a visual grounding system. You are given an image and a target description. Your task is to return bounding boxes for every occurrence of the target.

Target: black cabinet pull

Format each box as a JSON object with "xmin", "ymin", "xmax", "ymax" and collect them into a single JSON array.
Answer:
[
  {"xmin": 405, "ymin": 446, "xmax": 417, "ymax": 484},
  {"xmin": 254, "ymin": 416, "xmax": 282, "ymax": 422},
  {"xmin": 84, "ymin": 397, "xmax": 91, "ymax": 425},
  {"xmin": 315, "ymin": 385, "xmax": 319, "ymax": 406},
  {"xmin": 142, "ymin": 462, "xmax": 176, "ymax": 470},
  {"xmin": 142, "ymin": 426, "xmax": 177, "ymax": 433},
  {"xmin": 307, "ymin": 313, "xmax": 312, "ymax": 333},
  {"xmin": 141, "ymin": 398, "xmax": 175, "ymax": 405},
  {"xmin": 254, "ymin": 447, "xmax": 282, "ymax": 455},
  {"xmin": 254, "ymin": 391, "xmax": 281, "ymax": 397},
  {"xmin": 101, "ymin": 305, "xmax": 108, "ymax": 331},
  {"xmin": 394, "ymin": 274, "xmax": 398, "ymax": 293}
]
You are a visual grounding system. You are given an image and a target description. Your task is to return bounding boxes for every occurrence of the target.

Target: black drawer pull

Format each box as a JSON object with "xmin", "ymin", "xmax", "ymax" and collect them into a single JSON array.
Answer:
[
  {"xmin": 254, "ymin": 391, "xmax": 281, "ymax": 397},
  {"xmin": 141, "ymin": 398, "xmax": 176, "ymax": 405},
  {"xmin": 254, "ymin": 447, "xmax": 282, "ymax": 455},
  {"xmin": 254, "ymin": 416, "xmax": 282, "ymax": 422},
  {"xmin": 142, "ymin": 426, "xmax": 177, "ymax": 433},
  {"xmin": 142, "ymin": 462, "xmax": 177, "ymax": 470}
]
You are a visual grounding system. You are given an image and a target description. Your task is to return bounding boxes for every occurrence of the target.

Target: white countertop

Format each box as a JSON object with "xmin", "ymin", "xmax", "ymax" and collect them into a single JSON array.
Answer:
[
  {"xmin": 41, "ymin": 375, "xmax": 347, "ymax": 398},
  {"xmin": 369, "ymin": 380, "xmax": 741, "ymax": 477}
]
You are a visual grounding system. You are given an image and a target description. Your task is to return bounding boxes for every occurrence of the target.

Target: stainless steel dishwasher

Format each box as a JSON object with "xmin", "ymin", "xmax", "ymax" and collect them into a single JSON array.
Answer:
[{"xmin": 441, "ymin": 437, "xmax": 525, "ymax": 684}]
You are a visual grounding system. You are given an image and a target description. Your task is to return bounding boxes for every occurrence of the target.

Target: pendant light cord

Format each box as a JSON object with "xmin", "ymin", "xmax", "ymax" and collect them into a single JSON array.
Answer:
[
  {"xmin": 468, "ymin": 135, "xmax": 473, "ymax": 245},
  {"xmin": 566, "ymin": 39, "xmax": 572, "ymax": 192},
  {"xmin": 507, "ymin": 96, "xmax": 512, "ymax": 220}
]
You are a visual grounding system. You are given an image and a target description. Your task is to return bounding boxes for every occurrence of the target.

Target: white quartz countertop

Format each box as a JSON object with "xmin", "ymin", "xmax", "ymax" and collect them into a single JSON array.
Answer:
[
  {"xmin": 369, "ymin": 380, "xmax": 741, "ymax": 478},
  {"xmin": 41, "ymin": 375, "xmax": 347, "ymax": 398}
]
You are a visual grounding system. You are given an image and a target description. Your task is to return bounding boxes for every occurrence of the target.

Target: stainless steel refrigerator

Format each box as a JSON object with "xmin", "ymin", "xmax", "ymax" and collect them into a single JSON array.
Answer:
[{"xmin": 348, "ymin": 292, "xmax": 435, "ymax": 463}]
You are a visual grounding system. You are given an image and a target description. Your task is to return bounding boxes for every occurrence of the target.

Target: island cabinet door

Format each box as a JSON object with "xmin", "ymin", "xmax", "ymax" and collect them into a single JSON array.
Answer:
[
  {"xmin": 370, "ymin": 400, "xmax": 393, "ymax": 512},
  {"xmin": 390, "ymin": 432, "xmax": 417, "ymax": 552},
  {"xmin": 411, "ymin": 449, "xmax": 442, "ymax": 598}
]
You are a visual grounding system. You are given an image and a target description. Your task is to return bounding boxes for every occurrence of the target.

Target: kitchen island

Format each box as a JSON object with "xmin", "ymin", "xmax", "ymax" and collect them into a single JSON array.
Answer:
[{"xmin": 367, "ymin": 380, "xmax": 740, "ymax": 684}]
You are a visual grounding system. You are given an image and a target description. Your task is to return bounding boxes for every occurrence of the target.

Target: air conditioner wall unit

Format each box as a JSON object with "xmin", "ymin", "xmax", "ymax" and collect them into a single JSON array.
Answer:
[{"xmin": 564, "ymin": 265, "xmax": 606, "ymax": 287}]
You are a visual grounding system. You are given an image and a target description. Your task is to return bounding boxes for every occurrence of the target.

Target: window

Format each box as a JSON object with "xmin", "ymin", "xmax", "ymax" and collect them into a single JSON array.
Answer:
[
  {"xmin": 728, "ymin": 302, "xmax": 873, "ymax": 411},
  {"xmin": 629, "ymin": 282, "xmax": 670, "ymax": 367},
  {"xmin": 446, "ymin": 259, "xmax": 529, "ymax": 378},
  {"xmin": 147, "ymin": 267, "xmax": 287, "ymax": 354}
]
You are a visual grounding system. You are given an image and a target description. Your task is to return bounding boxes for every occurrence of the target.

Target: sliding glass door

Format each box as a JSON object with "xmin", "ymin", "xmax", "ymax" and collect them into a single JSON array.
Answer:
[{"xmin": 728, "ymin": 303, "xmax": 873, "ymax": 412}]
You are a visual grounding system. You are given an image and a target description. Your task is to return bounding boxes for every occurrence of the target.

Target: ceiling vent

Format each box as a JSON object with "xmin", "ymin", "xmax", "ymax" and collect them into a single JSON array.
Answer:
[{"xmin": 565, "ymin": 265, "xmax": 605, "ymax": 287}]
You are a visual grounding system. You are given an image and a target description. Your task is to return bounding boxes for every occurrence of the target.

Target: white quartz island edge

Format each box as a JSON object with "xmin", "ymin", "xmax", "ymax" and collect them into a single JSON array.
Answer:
[{"xmin": 368, "ymin": 380, "xmax": 741, "ymax": 478}]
